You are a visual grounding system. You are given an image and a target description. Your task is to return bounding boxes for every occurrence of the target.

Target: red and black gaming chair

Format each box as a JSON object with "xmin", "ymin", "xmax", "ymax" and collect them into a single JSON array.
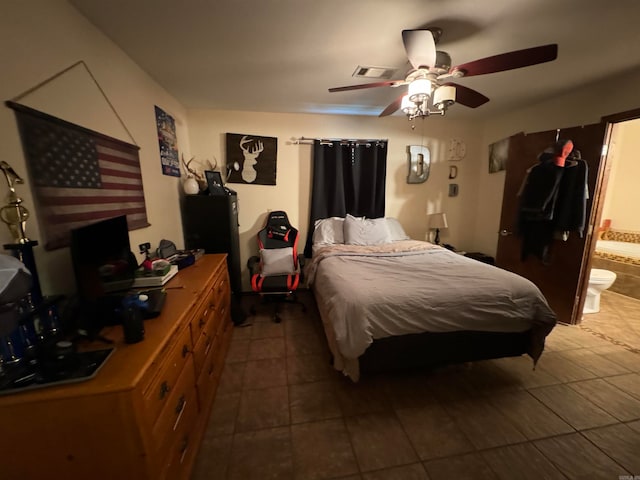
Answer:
[{"xmin": 247, "ymin": 211, "xmax": 306, "ymax": 323}]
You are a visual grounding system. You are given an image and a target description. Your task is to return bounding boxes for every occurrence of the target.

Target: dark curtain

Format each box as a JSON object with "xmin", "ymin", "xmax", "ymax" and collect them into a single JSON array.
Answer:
[{"xmin": 304, "ymin": 139, "xmax": 387, "ymax": 257}]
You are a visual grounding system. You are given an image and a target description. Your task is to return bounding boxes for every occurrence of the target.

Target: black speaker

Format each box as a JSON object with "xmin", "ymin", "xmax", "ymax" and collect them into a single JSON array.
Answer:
[
  {"xmin": 182, "ymin": 193, "xmax": 242, "ymax": 295},
  {"xmin": 122, "ymin": 306, "xmax": 144, "ymax": 344}
]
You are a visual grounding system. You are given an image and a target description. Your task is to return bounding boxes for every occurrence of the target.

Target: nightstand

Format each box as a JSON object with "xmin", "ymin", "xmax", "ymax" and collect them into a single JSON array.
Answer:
[{"xmin": 464, "ymin": 252, "xmax": 495, "ymax": 265}]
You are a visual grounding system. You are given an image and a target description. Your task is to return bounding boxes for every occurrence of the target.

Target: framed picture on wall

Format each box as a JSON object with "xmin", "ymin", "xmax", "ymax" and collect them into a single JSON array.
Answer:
[
  {"xmin": 205, "ymin": 170, "xmax": 226, "ymax": 196},
  {"xmin": 489, "ymin": 137, "xmax": 509, "ymax": 173},
  {"xmin": 225, "ymin": 133, "xmax": 277, "ymax": 185}
]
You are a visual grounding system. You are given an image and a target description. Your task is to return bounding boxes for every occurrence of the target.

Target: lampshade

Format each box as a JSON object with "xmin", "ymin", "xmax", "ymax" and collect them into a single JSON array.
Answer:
[
  {"xmin": 400, "ymin": 95, "xmax": 417, "ymax": 115},
  {"xmin": 408, "ymin": 78, "xmax": 432, "ymax": 103},
  {"xmin": 428, "ymin": 212, "xmax": 448, "ymax": 229},
  {"xmin": 433, "ymin": 85, "xmax": 456, "ymax": 110}
]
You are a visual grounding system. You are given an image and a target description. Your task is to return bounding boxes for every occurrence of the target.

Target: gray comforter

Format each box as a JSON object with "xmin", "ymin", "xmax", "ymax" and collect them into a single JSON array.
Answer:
[{"xmin": 307, "ymin": 241, "xmax": 557, "ymax": 378}]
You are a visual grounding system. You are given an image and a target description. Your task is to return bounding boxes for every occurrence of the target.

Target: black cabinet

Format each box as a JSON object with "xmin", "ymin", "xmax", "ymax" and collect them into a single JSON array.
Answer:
[{"xmin": 182, "ymin": 194, "xmax": 242, "ymax": 295}]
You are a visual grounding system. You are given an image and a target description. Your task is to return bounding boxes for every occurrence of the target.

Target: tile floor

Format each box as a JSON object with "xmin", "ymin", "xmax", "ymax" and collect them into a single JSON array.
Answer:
[
  {"xmin": 191, "ymin": 291, "xmax": 640, "ymax": 480},
  {"xmin": 580, "ymin": 290, "xmax": 640, "ymax": 351}
]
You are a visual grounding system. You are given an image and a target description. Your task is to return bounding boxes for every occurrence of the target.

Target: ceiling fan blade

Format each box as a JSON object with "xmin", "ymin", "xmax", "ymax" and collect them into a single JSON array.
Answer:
[
  {"xmin": 446, "ymin": 83, "xmax": 489, "ymax": 108},
  {"xmin": 451, "ymin": 44, "xmax": 558, "ymax": 77},
  {"xmin": 402, "ymin": 29, "xmax": 436, "ymax": 69},
  {"xmin": 329, "ymin": 80, "xmax": 399, "ymax": 93},
  {"xmin": 379, "ymin": 95, "xmax": 404, "ymax": 117}
]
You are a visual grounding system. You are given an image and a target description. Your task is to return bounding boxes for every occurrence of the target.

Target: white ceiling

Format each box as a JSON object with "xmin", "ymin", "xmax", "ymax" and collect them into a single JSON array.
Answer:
[{"xmin": 70, "ymin": 0, "xmax": 640, "ymax": 120}]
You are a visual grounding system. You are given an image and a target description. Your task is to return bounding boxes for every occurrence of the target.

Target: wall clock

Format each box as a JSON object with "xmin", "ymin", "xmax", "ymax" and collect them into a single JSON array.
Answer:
[{"xmin": 447, "ymin": 138, "xmax": 466, "ymax": 161}]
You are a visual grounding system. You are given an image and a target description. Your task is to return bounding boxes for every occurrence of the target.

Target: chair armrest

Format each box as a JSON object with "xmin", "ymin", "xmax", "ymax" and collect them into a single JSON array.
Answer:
[{"xmin": 247, "ymin": 255, "xmax": 261, "ymax": 275}]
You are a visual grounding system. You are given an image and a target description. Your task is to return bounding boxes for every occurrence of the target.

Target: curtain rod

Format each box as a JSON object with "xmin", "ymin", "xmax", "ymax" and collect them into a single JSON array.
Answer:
[{"xmin": 290, "ymin": 136, "xmax": 388, "ymax": 146}]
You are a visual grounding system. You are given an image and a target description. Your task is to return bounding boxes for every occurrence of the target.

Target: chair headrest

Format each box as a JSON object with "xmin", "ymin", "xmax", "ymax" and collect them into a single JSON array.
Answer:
[{"xmin": 265, "ymin": 210, "xmax": 292, "ymax": 229}]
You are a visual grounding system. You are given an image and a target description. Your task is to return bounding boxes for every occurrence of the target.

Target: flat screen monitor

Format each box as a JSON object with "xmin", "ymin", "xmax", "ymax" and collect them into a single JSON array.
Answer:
[{"xmin": 70, "ymin": 215, "xmax": 137, "ymax": 302}]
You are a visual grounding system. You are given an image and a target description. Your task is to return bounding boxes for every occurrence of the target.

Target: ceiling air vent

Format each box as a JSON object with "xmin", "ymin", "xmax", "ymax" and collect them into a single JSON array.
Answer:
[{"xmin": 352, "ymin": 66, "xmax": 397, "ymax": 79}]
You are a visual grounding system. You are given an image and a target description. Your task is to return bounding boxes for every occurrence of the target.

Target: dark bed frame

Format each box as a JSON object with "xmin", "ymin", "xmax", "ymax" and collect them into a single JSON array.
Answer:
[{"xmin": 357, "ymin": 329, "xmax": 532, "ymax": 374}]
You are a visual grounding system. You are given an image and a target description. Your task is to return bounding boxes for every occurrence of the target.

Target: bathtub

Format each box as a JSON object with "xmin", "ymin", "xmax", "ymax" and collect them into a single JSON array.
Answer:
[
  {"xmin": 595, "ymin": 240, "xmax": 640, "ymax": 262},
  {"xmin": 593, "ymin": 240, "xmax": 640, "ymax": 300}
]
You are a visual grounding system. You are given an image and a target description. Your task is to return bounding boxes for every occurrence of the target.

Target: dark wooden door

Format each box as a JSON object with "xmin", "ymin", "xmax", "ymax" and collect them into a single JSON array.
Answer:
[{"xmin": 495, "ymin": 123, "xmax": 609, "ymax": 324}]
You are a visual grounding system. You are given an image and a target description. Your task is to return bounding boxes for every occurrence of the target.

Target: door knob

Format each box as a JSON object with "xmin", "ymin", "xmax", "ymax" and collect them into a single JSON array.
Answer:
[{"xmin": 500, "ymin": 229, "xmax": 513, "ymax": 236}]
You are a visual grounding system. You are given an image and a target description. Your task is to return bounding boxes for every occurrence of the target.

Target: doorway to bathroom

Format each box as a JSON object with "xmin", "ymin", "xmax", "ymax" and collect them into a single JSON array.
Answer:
[
  {"xmin": 579, "ymin": 117, "xmax": 640, "ymax": 351},
  {"xmin": 494, "ymin": 109, "xmax": 640, "ymax": 335},
  {"xmin": 495, "ymin": 123, "xmax": 609, "ymax": 325}
]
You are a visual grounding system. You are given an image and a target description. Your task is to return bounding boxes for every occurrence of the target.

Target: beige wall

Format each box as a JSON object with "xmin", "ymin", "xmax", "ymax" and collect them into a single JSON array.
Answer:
[
  {"xmin": 2, "ymin": 0, "xmax": 483, "ymax": 296},
  {"xmin": 476, "ymin": 69, "xmax": 640, "ymax": 257},
  {"xmin": 1, "ymin": 0, "xmax": 189, "ymax": 294},
  {"xmin": 6, "ymin": 1, "xmax": 640, "ymax": 297},
  {"xmin": 601, "ymin": 118, "xmax": 640, "ymax": 231},
  {"xmin": 187, "ymin": 110, "xmax": 482, "ymax": 290}
]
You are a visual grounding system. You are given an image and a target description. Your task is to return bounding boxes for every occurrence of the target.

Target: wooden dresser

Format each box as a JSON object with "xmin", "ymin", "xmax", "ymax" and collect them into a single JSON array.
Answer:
[{"xmin": 0, "ymin": 254, "xmax": 233, "ymax": 480}]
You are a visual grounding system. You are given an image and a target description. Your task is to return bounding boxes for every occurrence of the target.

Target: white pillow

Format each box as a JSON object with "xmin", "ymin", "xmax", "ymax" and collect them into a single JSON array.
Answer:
[
  {"xmin": 312, "ymin": 217, "xmax": 345, "ymax": 245},
  {"xmin": 386, "ymin": 217, "xmax": 410, "ymax": 241},
  {"xmin": 260, "ymin": 247, "xmax": 296, "ymax": 276},
  {"xmin": 343, "ymin": 214, "xmax": 391, "ymax": 246}
]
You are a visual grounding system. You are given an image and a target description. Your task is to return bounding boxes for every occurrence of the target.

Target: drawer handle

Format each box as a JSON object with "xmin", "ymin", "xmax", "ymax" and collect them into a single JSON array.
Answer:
[
  {"xmin": 180, "ymin": 435, "xmax": 189, "ymax": 464},
  {"xmin": 182, "ymin": 345, "xmax": 190, "ymax": 357},
  {"xmin": 159, "ymin": 381, "xmax": 171, "ymax": 399},
  {"xmin": 175, "ymin": 395, "xmax": 186, "ymax": 416},
  {"xmin": 173, "ymin": 395, "xmax": 186, "ymax": 431},
  {"xmin": 198, "ymin": 317, "xmax": 206, "ymax": 328},
  {"xmin": 208, "ymin": 361, "xmax": 215, "ymax": 376},
  {"xmin": 204, "ymin": 339, "xmax": 212, "ymax": 357}
]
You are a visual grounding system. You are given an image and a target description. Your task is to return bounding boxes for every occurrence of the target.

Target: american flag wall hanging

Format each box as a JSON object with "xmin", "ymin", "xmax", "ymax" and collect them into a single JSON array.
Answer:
[{"xmin": 8, "ymin": 102, "xmax": 149, "ymax": 250}]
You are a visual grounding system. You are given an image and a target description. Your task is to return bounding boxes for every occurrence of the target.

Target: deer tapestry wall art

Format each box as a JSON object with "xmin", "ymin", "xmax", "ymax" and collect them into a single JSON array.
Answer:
[{"xmin": 225, "ymin": 133, "xmax": 277, "ymax": 185}]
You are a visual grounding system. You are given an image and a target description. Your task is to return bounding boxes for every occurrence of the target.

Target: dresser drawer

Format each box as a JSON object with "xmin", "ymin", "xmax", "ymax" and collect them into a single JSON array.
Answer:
[
  {"xmin": 152, "ymin": 357, "xmax": 197, "ymax": 453},
  {"xmin": 143, "ymin": 325, "xmax": 193, "ymax": 425},
  {"xmin": 158, "ymin": 380, "xmax": 199, "ymax": 480},
  {"xmin": 216, "ymin": 288, "xmax": 230, "ymax": 327},
  {"xmin": 190, "ymin": 286, "xmax": 216, "ymax": 343},
  {"xmin": 210, "ymin": 271, "xmax": 228, "ymax": 311},
  {"xmin": 196, "ymin": 332, "xmax": 222, "ymax": 410},
  {"xmin": 192, "ymin": 316, "xmax": 216, "ymax": 375},
  {"xmin": 196, "ymin": 313, "xmax": 233, "ymax": 408},
  {"xmin": 212, "ymin": 266, "xmax": 229, "ymax": 299}
]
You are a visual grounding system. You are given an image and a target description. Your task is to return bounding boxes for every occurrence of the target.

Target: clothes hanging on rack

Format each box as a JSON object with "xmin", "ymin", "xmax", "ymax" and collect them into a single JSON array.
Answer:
[{"xmin": 517, "ymin": 140, "xmax": 588, "ymax": 264}]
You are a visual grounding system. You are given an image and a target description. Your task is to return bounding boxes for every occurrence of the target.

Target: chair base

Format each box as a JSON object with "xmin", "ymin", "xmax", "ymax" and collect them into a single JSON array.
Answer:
[{"xmin": 249, "ymin": 291, "xmax": 306, "ymax": 323}]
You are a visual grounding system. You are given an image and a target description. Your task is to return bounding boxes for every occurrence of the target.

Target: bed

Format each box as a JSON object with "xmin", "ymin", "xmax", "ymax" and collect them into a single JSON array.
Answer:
[
  {"xmin": 306, "ymin": 216, "xmax": 557, "ymax": 381},
  {"xmin": 593, "ymin": 228, "xmax": 640, "ymax": 300}
]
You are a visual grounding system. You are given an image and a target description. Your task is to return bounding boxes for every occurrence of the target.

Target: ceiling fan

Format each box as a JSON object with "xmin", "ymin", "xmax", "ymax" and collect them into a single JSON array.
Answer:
[{"xmin": 328, "ymin": 28, "xmax": 558, "ymax": 118}]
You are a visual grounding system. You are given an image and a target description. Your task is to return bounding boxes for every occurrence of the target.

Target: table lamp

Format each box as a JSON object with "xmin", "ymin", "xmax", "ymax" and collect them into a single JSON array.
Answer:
[{"xmin": 428, "ymin": 212, "xmax": 448, "ymax": 245}]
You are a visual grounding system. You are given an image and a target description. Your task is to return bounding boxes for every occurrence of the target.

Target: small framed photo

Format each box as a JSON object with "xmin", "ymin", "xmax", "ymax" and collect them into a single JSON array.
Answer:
[{"xmin": 205, "ymin": 170, "xmax": 226, "ymax": 196}]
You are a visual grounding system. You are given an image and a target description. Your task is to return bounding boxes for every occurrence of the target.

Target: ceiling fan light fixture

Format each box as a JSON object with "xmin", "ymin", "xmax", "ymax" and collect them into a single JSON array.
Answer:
[
  {"xmin": 401, "ymin": 95, "xmax": 417, "ymax": 115},
  {"xmin": 434, "ymin": 51, "xmax": 452, "ymax": 72},
  {"xmin": 433, "ymin": 85, "xmax": 456, "ymax": 110},
  {"xmin": 408, "ymin": 78, "xmax": 431, "ymax": 103}
]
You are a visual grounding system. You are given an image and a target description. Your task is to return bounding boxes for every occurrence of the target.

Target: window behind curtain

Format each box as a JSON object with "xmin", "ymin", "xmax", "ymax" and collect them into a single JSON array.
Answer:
[{"xmin": 304, "ymin": 139, "xmax": 387, "ymax": 257}]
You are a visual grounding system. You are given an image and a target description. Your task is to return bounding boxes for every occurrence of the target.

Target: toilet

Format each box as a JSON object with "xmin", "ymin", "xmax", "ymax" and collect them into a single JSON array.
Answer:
[{"xmin": 583, "ymin": 268, "xmax": 617, "ymax": 314}]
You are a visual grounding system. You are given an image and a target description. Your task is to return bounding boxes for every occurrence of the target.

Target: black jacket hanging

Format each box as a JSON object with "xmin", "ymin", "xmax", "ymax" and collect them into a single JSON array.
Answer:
[
  {"xmin": 517, "ymin": 142, "xmax": 588, "ymax": 264},
  {"xmin": 517, "ymin": 155, "xmax": 563, "ymax": 262},
  {"xmin": 554, "ymin": 154, "xmax": 588, "ymax": 237}
]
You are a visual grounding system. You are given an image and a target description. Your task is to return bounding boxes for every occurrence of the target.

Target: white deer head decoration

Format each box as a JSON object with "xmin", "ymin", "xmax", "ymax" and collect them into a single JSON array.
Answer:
[
  {"xmin": 239, "ymin": 136, "xmax": 264, "ymax": 183},
  {"xmin": 182, "ymin": 154, "xmax": 218, "ymax": 190}
]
